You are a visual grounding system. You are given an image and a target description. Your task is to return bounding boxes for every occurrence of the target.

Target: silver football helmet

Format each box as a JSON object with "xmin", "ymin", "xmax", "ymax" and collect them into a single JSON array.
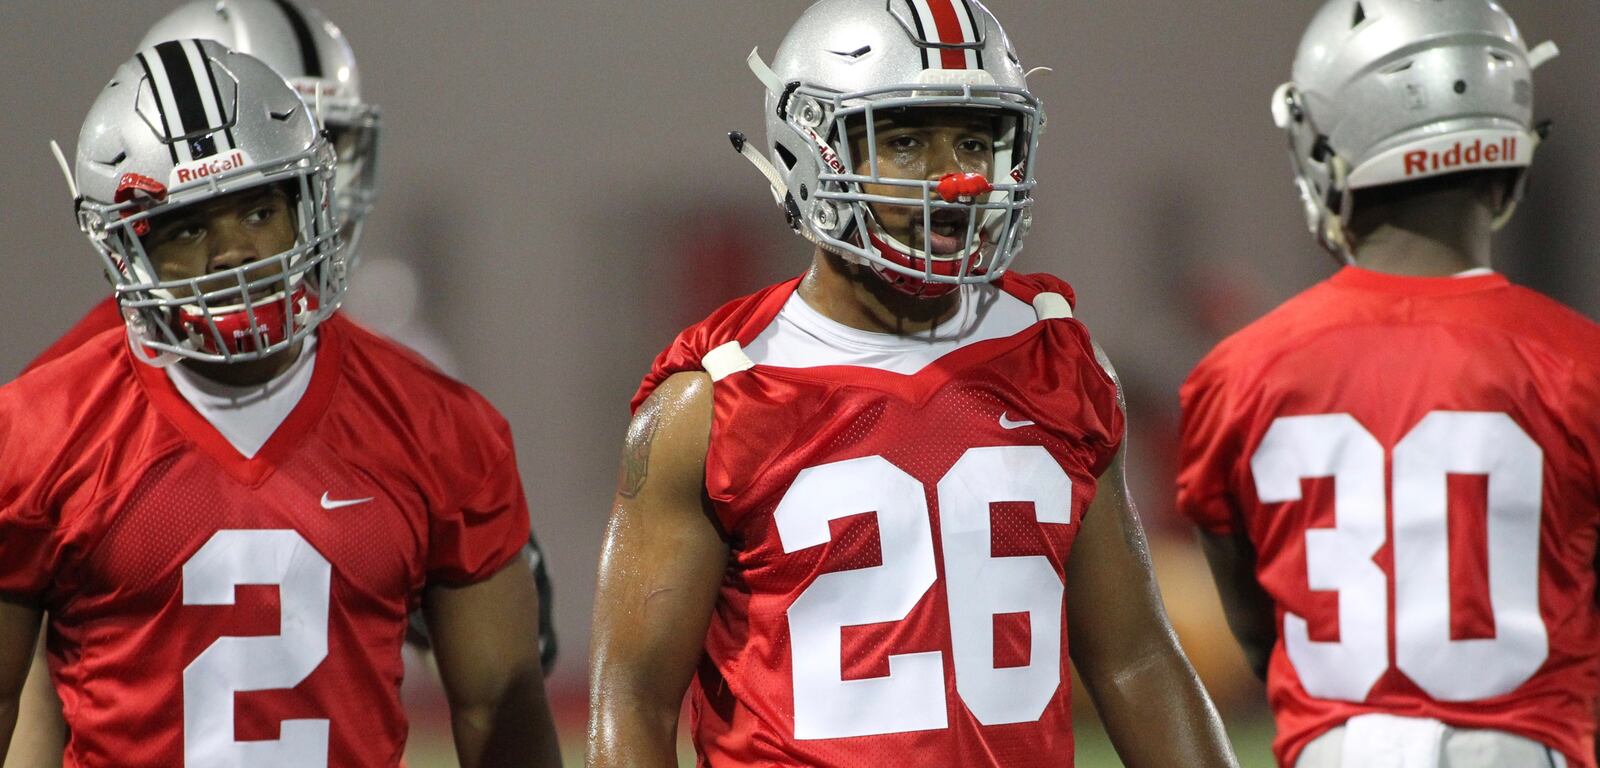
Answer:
[
  {"xmin": 70, "ymin": 39, "xmax": 341, "ymax": 365},
  {"xmin": 140, "ymin": 0, "xmax": 381, "ymax": 264},
  {"xmin": 1272, "ymin": 0, "xmax": 1559, "ymax": 257},
  {"xmin": 736, "ymin": 0, "xmax": 1044, "ymax": 297}
]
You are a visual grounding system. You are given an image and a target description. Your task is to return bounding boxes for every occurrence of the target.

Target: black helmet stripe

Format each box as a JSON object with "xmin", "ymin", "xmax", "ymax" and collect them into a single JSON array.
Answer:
[
  {"xmin": 270, "ymin": 0, "xmax": 324, "ymax": 78},
  {"xmin": 901, "ymin": 0, "xmax": 932, "ymax": 69},
  {"xmin": 134, "ymin": 51, "xmax": 181, "ymax": 164},
  {"xmin": 154, "ymin": 41, "xmax": 219, "ymax": 160}
]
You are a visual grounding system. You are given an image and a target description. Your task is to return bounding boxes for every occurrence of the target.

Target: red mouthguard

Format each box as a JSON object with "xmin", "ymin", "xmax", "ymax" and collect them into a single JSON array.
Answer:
[{"xmin": 937, "ymin": 172, "xmax": 992, "ymax": 203}]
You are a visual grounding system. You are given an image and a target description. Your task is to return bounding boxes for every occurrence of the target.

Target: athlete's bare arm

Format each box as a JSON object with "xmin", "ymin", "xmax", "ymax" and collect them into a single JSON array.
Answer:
[
  {"xmin": 3, "ymin": 631, "xmax": 64, "ymax": 768},
  {"xmin": 588, "ymin": 372, "xmax": 724, "ymax": 768},
  {"xmin": 1198, "ymin": 530, "xmax": 1277, "ymax": 681},
  {"xmin": 424, "ymin": 550, "xmax": 561, "ymax": 768},
  {"xmin": 0, "ymin": 599, "xmax": 43, "ymax": 761},
  {"xmin": 1065, "ymin": 346, "xmax": 1238, "ymax": 768}
]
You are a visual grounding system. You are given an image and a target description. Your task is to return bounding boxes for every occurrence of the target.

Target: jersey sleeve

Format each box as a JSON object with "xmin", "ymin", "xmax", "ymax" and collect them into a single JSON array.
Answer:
[
  {"xmin": 1176, "ymin": 354, "xmax": 1247, "ymax": 535},
  {"xmin": 0, "ymin": 410, "xmax": 60, "ymax": 601},
  {"xmin": 425, "ymin": 415, "xmax": 532, "ymax": 587}
]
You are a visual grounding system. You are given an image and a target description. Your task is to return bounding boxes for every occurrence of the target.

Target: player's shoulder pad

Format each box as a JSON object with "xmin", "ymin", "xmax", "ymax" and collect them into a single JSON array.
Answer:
[{"xmin": 631, "ymin": 277, "xmax": 802, "ymax": 414}]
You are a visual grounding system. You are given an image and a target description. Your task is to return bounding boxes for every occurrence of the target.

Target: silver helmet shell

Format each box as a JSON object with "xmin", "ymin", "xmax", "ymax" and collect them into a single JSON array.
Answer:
[
  {"xmin": 1272, "ymin": 0, "xmax": 1558, "ymax": 256},
  {"xmin": 746, "ymin": 0, "xmax": 1045, "ymax": 295},
  {"xmin": 140, "ymin": 0, "xmax": 380, "ymax": 263},
  {"xmin": 73, "ymin": 39, "xmax": 342, "ymax": 365}
]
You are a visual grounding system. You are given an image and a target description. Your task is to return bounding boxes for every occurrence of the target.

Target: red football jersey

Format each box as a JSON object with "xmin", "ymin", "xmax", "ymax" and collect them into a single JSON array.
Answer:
[
  {"xmin": 23, "ymin": 295, "xmax": 121, "ymax": 375},
  {"xmin": 0, "ymin": 315, "xmax": 531, "ymax": 768},
  {"xmin": 1177, "ymin": 267, "xmax": 1600, "ymax": 767},
  {"xmin": 633, "ymin": 274, "xmax": 1124, "ymax": 767}
]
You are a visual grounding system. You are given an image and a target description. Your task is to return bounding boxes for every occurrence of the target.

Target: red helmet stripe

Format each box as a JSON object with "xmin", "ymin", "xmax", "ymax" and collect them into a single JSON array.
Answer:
[{"xmin": 924, "ymin": 0, "xmax": 971, "ymax": 69}]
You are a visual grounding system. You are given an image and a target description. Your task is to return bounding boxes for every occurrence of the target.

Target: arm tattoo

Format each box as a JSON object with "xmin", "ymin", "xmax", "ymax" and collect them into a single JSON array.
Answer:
[{"xmin": 618, "ymin": 396, "xmax": 663, "ymax": 499}]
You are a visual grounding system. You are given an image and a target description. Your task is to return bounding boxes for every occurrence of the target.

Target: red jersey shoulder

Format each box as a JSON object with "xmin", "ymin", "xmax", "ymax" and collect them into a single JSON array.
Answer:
[
  {"xmin": 1185, "ymin": 278, "xmax": 1344, "ymax": 395},
  {"xmin": 23, "ymin": 296, "xmax": 123, "ymax": 376},
  {"xmin": 331, "ymin": 316, "xmax": 517, "ymax": 471},
  {"xmin": 631, "ymin": 276, "xmax": 802, "ymax": 413},
  {"xmin": 1497, "ymin": 284, "xmax": 1600, "ymax": 362},
  {"xmin": 0, "ymin": 327, "xmax": 160, "ymax": 479}
]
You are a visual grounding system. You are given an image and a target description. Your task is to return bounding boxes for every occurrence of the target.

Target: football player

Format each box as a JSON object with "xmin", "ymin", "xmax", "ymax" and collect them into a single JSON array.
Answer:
[
  {"xmin": 25, "ymin": 0, "xmax": 559, "ymax": 665},
  {"xmin": 0, "ymin": 41, "xmax": 560, "ymax": 767},
  {"xmin": 11, "ymin": 5, "xmax": 560, "ymax": 764},
  {"xmin": 1177, "ymin": 2, "xmax": 1590, "ymax": 767},
  {"xmin": 588, "ymin": 1, "xmax": 1238, "ymax": 765}
]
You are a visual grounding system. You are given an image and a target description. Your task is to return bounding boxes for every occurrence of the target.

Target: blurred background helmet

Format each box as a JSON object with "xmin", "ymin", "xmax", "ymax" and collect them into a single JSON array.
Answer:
[
  {"xmin": 73, "ymin": 39, "xmax": 342, "ymax": 364},
  {"xmin": 1271, "ymin": 0, "xmax": 1558, "ymax": 258},
  {"xmin": 737, "ymin": 0, "xmax": 1045, "ymax": 297},
  {"xmin": 140, "ymin": 0, "xmax": 381, "ymax": 265}
]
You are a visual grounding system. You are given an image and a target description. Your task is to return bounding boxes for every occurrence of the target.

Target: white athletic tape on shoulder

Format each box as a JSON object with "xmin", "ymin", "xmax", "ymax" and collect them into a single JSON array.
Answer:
[
  {"xmin": 703, "ymin": 341, "xmax": 756, "ymax": 382},
  {"xmin": 1032, "ymin": 292, "xmax": 1073, "ymax": 321}
]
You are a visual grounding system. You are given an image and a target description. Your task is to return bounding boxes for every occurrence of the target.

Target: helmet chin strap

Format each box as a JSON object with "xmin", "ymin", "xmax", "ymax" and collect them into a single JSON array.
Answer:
[{"xmin": 728, "ymin": 131, "xmax": 787, "ymax": 207}]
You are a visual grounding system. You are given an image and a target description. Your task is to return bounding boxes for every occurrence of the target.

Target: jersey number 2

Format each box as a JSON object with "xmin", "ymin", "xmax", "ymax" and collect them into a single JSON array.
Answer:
[
  {"xmin": 1252, "ymin": 412, "xmax": 1547, "ymax": 703},
  {"xmin": 777, "ymin": 445, "xmax": 1072, "ymax": 740},
  {"xmin": 183, "ymin": 530, "xmax": 331, "ymax": 767}
]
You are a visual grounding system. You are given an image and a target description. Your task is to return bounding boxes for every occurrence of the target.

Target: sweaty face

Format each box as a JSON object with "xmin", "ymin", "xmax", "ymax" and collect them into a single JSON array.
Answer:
[
  {"xmin": 848, "ymin": 107, "xmax": 998, "ymax": 256},
  {"xmin": 140, "ymin": 185, "xmax": 298, "ymax": 298}
]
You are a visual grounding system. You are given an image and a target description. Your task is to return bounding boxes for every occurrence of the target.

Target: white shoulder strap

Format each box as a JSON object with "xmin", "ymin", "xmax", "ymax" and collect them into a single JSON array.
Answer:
[
  {"xmin": 702, "ymin": 341, "xmax": 756, "ymax": 382},
  {"xmin": 1032, "ymin": 292, "xmax": 1074, "ymax": 321}
]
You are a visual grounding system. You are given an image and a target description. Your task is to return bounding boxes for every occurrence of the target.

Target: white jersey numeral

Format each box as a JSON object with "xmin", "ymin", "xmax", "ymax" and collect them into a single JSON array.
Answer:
[
  {"xmin": 777, "ymin": 456, "xmax": 946, "ymax": 739},
  {"xmin": 1252, "ymin": 412, "xmax": 1547, "ymax": 703},
  {"xmin": 1392, "ymin": 412, "xmax": 1546, "ymax": 701},
  {"xmin": 1253, "ymin": 414, "xmax": 1390, "ymax": 702},
  {"xmin": 777, "ymin": 446, "xmax": 1073, "ymax": 740},
  {"xmin": 182, "ymin": 530, "xmax": 331, "ymax": 767}
]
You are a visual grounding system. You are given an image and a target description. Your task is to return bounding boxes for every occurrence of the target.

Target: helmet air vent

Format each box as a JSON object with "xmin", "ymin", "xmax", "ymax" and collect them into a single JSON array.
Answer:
[
  {"xmin": 1352, "ymin": 3, "xmax": 1367, "ymax": 28},
  {"xmin": 775, "ymin": 143, "xmax": 799, "ymax": 171}
]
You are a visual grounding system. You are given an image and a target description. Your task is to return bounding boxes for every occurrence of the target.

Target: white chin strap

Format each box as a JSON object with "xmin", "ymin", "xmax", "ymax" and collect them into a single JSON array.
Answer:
[{"xmin": 731, "ymin": 131, "xmax": 787, "ymax": 207}]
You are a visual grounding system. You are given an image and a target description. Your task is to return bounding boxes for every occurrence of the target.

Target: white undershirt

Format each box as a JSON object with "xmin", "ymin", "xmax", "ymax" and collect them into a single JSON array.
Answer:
[
  {"xmin": 743, "ymin": 283, "xmax": 1038, "ymax": 375},
  {"xmin": 1454, "ymin": 267, "xmax": 1496, "ymax": 278},
  {"xmin": 165, "ymin": 336, "xmax": 318, "ymax": 458}
]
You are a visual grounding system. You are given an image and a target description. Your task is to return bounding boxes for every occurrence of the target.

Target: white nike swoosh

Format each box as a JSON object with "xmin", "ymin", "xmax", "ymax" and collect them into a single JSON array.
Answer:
[
  {"xmin": 999, "ymin": 412, "xmax": 1037, "ymax": 430},
  {"xmin": 320, "ymin": 492, "xmax": 374, "ymax": 510}
]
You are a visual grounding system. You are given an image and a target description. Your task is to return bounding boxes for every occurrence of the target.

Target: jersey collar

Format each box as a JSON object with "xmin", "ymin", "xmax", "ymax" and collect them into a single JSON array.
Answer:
[
  {"xmin": 130, "ymin": 315, "xmax": 346, "ymax": 487},
  {"xmin": 1330, "ymin": 265, "xmax": 1510, "ymax": 296}
]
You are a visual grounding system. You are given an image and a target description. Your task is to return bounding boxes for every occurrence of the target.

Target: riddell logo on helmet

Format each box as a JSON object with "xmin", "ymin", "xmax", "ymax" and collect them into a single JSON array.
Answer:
[
  {"xmin": 1404, "ymin": 137, "xmax": 1517, "ymax": 177},
  {"xmin": 171, "ymin": 150, "xmax": 254, "ymax": 186},
  {"xmin": 802, "ymin": 126, "xmax": 846, "ymax": 174}
]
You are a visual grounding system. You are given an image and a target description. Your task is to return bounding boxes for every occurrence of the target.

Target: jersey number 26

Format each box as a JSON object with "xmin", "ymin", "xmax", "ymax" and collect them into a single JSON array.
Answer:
[{"xmin": 778, "ymin": 445, "xmax": 1073, "ymax": 740}]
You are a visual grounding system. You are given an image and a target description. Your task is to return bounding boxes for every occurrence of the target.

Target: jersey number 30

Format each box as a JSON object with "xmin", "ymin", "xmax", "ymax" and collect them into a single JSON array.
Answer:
[
  {"xmin": 1253, "ymin": 412, "xmax": 1547, "ymax": 703},
  {"xmin": 777, "ymin": 446, "xmax": 1072, "ymax": 740},
  {"xmin": 183, "ymin": 530, "xmax": 331, "ymax": 767}
]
